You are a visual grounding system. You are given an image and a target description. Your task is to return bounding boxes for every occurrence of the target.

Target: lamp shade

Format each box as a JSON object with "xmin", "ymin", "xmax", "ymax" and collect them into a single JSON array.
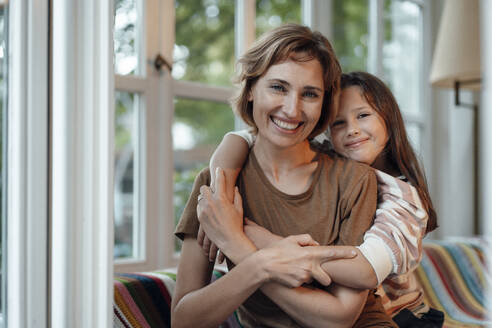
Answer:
[{"xmin": 430, "ymin": 0, "xmax": 481, "ymax": 89}]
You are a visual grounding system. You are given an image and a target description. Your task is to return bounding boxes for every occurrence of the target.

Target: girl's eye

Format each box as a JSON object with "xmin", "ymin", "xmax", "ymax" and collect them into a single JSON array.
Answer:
[
  {"xmin": 358, "ymin": 112, "xmax": 370, "ymax": 119},
  {"xmin": 331, "ymin": 120, "xmax": 345, "ymax": 127},
  {"xmin": 270, "ymin": 84, "xmax": 286, "ymax": 92}
]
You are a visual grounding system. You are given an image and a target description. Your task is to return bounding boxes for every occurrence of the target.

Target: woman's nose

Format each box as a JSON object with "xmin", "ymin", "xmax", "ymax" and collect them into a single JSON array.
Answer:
[{"xmin": 283, "ymin": 94, "xmax": 301, "ymax": 117}]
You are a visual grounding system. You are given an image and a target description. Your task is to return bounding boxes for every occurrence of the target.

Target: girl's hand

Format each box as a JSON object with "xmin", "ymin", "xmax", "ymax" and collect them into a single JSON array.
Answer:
[
  {"xmin": 244, "ymin": 217, "xmax": 282, "ymax": 249},
  {"xmin": 196, "ymin": 168, "xmax": 245, "ymax": 255}
]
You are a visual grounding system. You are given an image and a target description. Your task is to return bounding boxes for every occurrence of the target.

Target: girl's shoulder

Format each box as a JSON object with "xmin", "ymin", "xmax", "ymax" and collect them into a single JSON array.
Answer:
[{"xmin": 374, "ymin": 169, "xmax": 424, "ymax": 210}]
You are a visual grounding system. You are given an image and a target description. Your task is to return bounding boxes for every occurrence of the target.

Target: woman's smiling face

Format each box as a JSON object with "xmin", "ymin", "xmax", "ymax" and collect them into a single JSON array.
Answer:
[
  {"xmin": 330, "ymin": 86, "xmax": 389, "ymax": 166},
  {"xmin": 249, "ymin": 55, "xmax": 325, "ymax": 149}
]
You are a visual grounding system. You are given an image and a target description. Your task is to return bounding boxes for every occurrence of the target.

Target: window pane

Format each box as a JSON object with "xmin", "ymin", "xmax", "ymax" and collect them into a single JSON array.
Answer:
[
  {"xmin": 114, "ymin": 91, "xmax": 140, "ymax": 259},
  {"xmin": 383, "ymin": 0, "xmax": 421, "ymax": 115},
  {"xmin": 173, "ymin": 98, "xmax": 235, "ymax": 251},
  {"xmin": 0, "ymin": 3, "xmax": 6, "ymax": 315},
  {"xmin": 114, "ymin": 0, "xmax": 141, "ymax": 75},
  {"xmin": 256, "ymin": 0, "xmax": 301, "ymax": 37},
  {"xmin": 333, "ymin": 0, "xmax": 369, "ymax": 72},
  {"xmin": 174, "ymin": 0, "xmax": 235, "ymax": 86},
  {"xmin": 405, "ymin": 122, "xmax": 421, "ymax": 155}
]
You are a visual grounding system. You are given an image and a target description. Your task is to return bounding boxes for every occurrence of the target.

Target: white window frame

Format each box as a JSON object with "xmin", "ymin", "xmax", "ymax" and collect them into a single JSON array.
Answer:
[
  {"xmin": 132, "ymin": 0, "xmax": 432, "ymax": 270},
  {"xmin": 368, "ymin": 0, "xmax": 432, "ymax": 177},
  {"xmin": 8, "ymin": 0, "xmax": 49, "ymax": 327},
  {"xmin": 51, "ymin": 0, "xmax": 114, "ymax": 326}
]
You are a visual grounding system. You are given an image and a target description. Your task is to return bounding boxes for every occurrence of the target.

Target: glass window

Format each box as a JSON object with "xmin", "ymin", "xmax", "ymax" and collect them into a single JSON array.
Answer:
[
  {"xmin": 173, "ymin": 98, "xmax": 235, "ymax": 251},
  {"xmin": 332, "ymin": 0, "xmax": 369, "ymax": 72},
  {"xmin": 114, "ymin": 0, "xmax": 141, "ymax": 75},
  {"xmin": 255, "ymin": 0, "xmax": 301, "ymax": 37},
  {"xmin": 383, "ymin": 0, "xmax": 421, "ymax": 115},
  {"xmin": 405, "ymin": 122, "xmax": 421, "ymax": 156},
  {"xmin": 114, "ymin": 91, "xmax": 140, "ymax": 259},
  {"xmin": 0, "ymin": 2, "xmax": 6, "ymax": 315},
  {"xmin": 174, "ymin": 0, "xmax": 235, "ymax": 86}
]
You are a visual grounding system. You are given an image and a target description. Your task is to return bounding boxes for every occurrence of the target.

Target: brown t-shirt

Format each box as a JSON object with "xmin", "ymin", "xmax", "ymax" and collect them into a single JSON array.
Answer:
[{"xmin": 175, "ymin": 150, "xmax": 396, "ymax": 328}]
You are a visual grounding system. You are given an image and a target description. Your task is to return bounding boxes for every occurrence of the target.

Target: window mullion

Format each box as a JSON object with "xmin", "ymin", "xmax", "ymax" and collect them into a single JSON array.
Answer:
[
  {"xmin": 8, "ymin": 0, "xmax": 49, "ymax": 327},
  {"xmin": 368, "ymin": 0, "xmax": 384, "ymax": 76},
  {"xmin": 173, "ymin": 80, "xmax": 234, "ymax": 103}
]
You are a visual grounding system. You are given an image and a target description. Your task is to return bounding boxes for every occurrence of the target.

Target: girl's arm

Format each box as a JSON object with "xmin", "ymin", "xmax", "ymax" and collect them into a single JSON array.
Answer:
[
  {"xmin": 196, "ymin": 169, "xmax": 371, "ymax": 328},
  {"xmin": 209, "ymin": 132, "xmax": 251, "ymax": 201},
  {"xmin": 244, "ymin": 170, "xmax": 429, "ymax": 290},
  {"xmin": 324, "ymin": 171, "xmax": 429, "ymax": 289},
  {"xmin": 199, "ymin": 131, "xmax": 251, "ymax": 262}
]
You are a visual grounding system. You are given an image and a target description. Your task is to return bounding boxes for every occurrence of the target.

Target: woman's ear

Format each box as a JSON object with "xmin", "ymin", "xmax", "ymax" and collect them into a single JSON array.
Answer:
[{"xmin": 247, "ymin": 90, "xmax": 253, "ymax": 102}]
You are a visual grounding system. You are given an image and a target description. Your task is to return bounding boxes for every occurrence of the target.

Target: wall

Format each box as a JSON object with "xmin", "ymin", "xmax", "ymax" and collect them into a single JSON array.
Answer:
[{"xmin": 429, "ymin": 0, "xmax": 478, "ymax": 239}]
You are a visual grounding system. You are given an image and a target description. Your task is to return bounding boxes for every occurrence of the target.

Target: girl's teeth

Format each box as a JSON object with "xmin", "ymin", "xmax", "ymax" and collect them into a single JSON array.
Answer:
[{"xmin": 272, "ymin": 117, "xmax": 299, "ymax": 130}]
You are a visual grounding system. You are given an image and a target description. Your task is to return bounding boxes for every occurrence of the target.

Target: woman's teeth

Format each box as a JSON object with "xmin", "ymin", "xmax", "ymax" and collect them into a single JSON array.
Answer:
[{"xmin": 272, "ymin": 117, "xmax": 300, "ymax": 130}]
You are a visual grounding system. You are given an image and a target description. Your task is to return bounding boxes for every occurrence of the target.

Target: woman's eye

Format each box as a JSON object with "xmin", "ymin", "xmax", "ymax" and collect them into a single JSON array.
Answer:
[
  {"xmin": 303, "ymin": 91, "xmax": 319, "ymax": 98},
  {"xmin": 270, "ymin": 84, "xmax": 286, "ymax": 92}
]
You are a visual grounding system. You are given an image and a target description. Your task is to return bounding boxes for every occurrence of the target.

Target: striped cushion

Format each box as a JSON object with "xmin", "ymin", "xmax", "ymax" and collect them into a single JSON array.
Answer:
[
  {"xmin": 414, "ymin": 238, "xmax": 491, "ymax": 328},
  {"xmin": 113, "ymin": 270, "xmax": 176, "ymax": 328},
  {"xmin": 113, "ymin": 269, "xmax": 241, "ymax": 328},
  {"xmin": 113, "ymin": 239, "xmax": 490, "ymax": 328}
]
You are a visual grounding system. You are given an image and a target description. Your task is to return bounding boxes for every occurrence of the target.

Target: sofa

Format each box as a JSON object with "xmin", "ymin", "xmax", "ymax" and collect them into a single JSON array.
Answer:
[{"xmin": 113, "ymin": 238, "xmax": 490, "ymax": 328}]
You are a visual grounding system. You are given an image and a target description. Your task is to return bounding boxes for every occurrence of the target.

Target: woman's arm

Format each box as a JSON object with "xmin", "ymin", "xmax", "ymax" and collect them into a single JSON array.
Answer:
[
  {"xmin": 197, "ymin": 170, "xmax": 371, "ymax": 327},
  {"xmin": 244, "ymin": 218, "xmax": 376, "ymax": 288},
  {"xmin": 171, "ymin": 236, "xmax": 265, "ymax": 328},
  {"xmin": 172, "ymin": 234, "xmax": 345, "ymax": 328},
  {"xmin": 260, "ymin": 282, "xmax": 368, "ymax": 328}
]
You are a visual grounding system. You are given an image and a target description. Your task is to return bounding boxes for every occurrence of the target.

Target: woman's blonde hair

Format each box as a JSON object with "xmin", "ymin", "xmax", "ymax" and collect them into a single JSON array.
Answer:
[{"xmin": 231, "ymin": 23, "xmax": 341, "ymax": 139}]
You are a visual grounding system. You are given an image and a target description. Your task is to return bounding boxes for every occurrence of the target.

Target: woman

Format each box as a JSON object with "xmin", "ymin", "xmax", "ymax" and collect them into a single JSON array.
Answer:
[{"xmin": 171, "ymin": 24, "xmax": 395, "ymax": 328}]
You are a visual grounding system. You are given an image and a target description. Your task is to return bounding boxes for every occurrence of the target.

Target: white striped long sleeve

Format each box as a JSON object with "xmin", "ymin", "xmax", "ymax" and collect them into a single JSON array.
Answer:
[{"xmin": 357, "ymin": 170, "xmax": 428, "ymax": 284}]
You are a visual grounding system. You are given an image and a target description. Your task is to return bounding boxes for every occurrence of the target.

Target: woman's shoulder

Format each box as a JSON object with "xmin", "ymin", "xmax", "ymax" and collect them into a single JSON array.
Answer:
[
  {"xmin": 316, "ymin": 152, "xmax": 376, "ymax": 195},
  {"xmin": 319, "ymin": 151, "xmax": 374, "ymax": 179}
]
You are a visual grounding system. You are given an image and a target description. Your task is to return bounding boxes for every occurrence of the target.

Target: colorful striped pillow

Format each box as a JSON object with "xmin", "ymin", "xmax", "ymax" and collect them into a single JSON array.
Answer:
[{"xmin": 414, "ymin": 238, "xmax": 491, "ymax": 328}]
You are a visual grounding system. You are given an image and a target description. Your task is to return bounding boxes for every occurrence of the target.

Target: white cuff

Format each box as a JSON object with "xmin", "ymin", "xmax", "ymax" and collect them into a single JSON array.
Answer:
[
  {"xmin": 225, "ymin": 130, "xmax": 255, "ymax": 148},
  {"xmin": 357, "ymin": 238, "xmax": 393, "ymax": 284}
]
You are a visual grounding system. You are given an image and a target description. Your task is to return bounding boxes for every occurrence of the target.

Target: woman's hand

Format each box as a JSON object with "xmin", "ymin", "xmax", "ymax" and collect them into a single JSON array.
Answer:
[
  {"xmin": 258, "ymin": 235, "xmax": 357, "ymax": 287},
  {"xmin": 197, "ymin": 167, "xmax": 245, "ymax": 257}
]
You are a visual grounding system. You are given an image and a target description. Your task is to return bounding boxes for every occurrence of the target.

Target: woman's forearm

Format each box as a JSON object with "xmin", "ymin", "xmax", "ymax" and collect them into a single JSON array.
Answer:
[
  {"xmin": 260, "ymin": 283, "xmax": 368, "ymax": 328},
  {"xmin": 172, "ymin": 237, "xmax": 266, "ymax": 328}
]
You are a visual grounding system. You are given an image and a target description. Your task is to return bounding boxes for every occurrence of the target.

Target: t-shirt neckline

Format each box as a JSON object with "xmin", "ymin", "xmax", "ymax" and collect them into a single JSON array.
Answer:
[{"xmin": 249, "ymin": 148, "xmax": 324, "ymax": 200}]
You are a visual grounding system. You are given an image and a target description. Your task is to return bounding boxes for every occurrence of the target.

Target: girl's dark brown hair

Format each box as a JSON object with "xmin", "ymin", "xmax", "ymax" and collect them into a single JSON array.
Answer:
[
  {"xmin": 232, "ymin": 23, "xmax": 342, "ymax": 139},
  {"xmin": 341, "ymin": 71, "xmax": 437, "ymax": 233}
]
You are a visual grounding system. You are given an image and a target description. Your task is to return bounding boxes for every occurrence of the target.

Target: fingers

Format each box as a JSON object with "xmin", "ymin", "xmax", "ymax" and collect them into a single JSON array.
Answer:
[
  {"xmin": 197, "ymin": 225, "xmax": 205, "ymax": 247},
  {"xmin": 199, "ymin": 185, "xmax": 212, "ymax": 199},
  {"xmin": 217, "ymin": 250, "xmax": 225, "ymax": 264},
  {"xmin": 311, "ymin": 266, "xmax": 332, "ymax": 286},
  {"xmin": 289, "ymin": 234, "xmax": 319, "ymax": 247},
  {"xmin": 209, "ymin": 242, "xmax": 218, "ymax": 263},
  {"xmin": 202, "ymin": 235, "xmax": 211, "ymax": 258},
  {"xmin": 318, "ymin": 247, "xmax": 357, "ymax": 263},
  {"xmin": 215, "ymin": 167, "xmax": 226, "ymax": 197},
  {"xmin": 233, "ymin": 187, "xmax": 243, "ymax": 217}
]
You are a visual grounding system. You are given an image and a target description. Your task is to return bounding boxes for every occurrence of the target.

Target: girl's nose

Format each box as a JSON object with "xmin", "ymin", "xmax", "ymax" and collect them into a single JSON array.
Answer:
[{"xmin": 347, "ymin": 122, "xmax": 360, "ymax": 136}]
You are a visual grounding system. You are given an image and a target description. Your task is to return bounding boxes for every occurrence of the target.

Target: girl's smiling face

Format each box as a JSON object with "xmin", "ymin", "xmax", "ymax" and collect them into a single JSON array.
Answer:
[{"xmin": 330, "ymin": 86, "xmax": 389, "ymax": 166}]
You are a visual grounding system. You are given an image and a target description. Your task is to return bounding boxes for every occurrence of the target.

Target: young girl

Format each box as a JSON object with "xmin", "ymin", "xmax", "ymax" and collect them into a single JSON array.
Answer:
[{"xmin": 202, "ymin": 71, "xmax": 444, "ymax": 327}]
